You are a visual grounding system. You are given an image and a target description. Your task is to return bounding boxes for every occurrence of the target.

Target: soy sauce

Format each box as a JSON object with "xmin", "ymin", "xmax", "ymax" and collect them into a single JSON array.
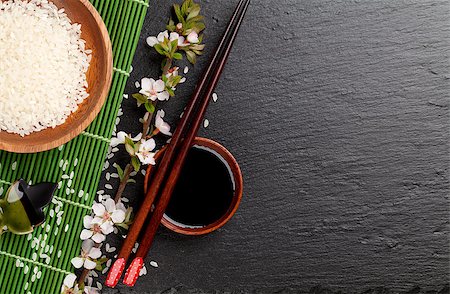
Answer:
[{"xmin": 165, "ymin": 145, "xmax": 235, "ymax": 228}]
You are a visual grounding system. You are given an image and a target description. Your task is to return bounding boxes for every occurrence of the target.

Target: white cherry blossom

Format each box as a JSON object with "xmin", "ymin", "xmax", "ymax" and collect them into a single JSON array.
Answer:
[
  {"xmin": 91, "ymin": 199, "xmax": 126, "ymax": 235},
  {"xmin": 80, "ymin": 215, "xmax": 107, "ymax": 243},
  {"xmin": 136, "ymin": 139, "xmax": 156, "ymax": 165},
  {"xmin": 110, "ymin": 132, "xmax": 142, "ymax": 147},
  {"xmin": 169, "ymin": 32, "xmax": 185, "ymax": 46},
  {"xmin": 61, "ymin": 274, "xmax": 81, "ymax": 294},
  {"xmin": 187, "ymin": 31, "xmax": 199, "ymax": 44},
  {"xmin": 146, "ymin": 30, "xmax": 169, "ymax": 47},
  {"xmin": 71, "ymin": 240, "xmax": 101, "ymax": 270},
  {"xmin": 140, "ymin": 78, "xmax": 169, "ymax": 101},
  {"xmin": 155, "ymin": 110, "xmax": 172, "ymax": 136}
]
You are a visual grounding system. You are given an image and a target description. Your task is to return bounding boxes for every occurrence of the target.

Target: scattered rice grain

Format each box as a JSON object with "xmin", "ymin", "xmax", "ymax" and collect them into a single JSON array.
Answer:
[{"xmin": 139, "ymin": 265, "xmax": 147, "ymax": 276}]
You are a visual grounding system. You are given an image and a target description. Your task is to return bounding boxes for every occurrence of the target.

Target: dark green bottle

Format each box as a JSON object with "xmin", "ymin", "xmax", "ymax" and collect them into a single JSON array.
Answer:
[{"xmin": 0, "ymin": 180, "xmax": 57, "ymax": 235}]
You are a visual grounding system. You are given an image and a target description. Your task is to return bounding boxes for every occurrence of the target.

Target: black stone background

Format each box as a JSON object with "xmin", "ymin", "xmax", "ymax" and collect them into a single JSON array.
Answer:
[{"xmin": 101, "ymin": 0, "xmax": 449, "ymax": 293}]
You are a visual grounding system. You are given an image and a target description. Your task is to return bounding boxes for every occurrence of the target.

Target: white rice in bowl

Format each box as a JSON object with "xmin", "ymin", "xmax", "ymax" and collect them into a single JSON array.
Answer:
[{"xmin": 0, "ymin": 0, "xmax": 92, "ymax": 136}]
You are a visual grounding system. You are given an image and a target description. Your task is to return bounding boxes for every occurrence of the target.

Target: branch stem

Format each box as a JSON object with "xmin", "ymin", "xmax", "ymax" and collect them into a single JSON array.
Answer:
[
  {"xmin": 77, "ymin": 58, "xmax": 174, "ymax": 288},
  {"xmin": 142, "ymin": 105, "xmax": 156, "ymax": 138},
  {"xmin": 114, "ymin": 164, "xmax": 133, "ymax": 203}
]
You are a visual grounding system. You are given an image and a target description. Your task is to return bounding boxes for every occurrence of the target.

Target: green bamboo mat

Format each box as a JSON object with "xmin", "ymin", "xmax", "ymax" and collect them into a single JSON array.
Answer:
[{"xmin": 0, "ymin": 0, "xmax": 149, "ymax": 293}]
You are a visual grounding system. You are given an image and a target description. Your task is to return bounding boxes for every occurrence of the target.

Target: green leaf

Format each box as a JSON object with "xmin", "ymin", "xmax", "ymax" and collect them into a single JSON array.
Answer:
[
  {"xmin": 125, "ymin": 137, "xmax": 135, "ymax": 156},
  {"xmin": 132, "ymin": 93, "xmax": 148, "ymax": 105},
  {"xmin": 186, "ymin": 15, "xmax": 204, "ymax": 24},
  {"xmin": 131, "ymin": 156, "xmax": 141, "ymax": 172},
  {"xmin": 125, "ymin": 144, "xmax": 135, "ymax": 156},
  {"xmin": 167, "ymin": 19, "xmax": 176, "ymax": 31},
  {"xmin": 153, "ymin": 44, "xmax": 166, "ymax": 55},
  {"xmin": 113, "ymin": 163, "xmax": 124, "ymax": 180},
  {"xmin": 170, "ymin": 39, "xmax": 179, "ymax": 55},
  {"xmin": 181, "ymin": 0, "xmax": 191, "ymax": 15},
  {"xmin": 186, "ymin": 50, "xmax": 197, "ymax": 64},
  {"xmin": 167, "ymin": 87, "xmax": 175, "ymax": 97},
  {"xmin": 193, "ymin": 22, "xmax": 205, "ymax": 33},
  {"xmin": 173, "ymin": 52, "xmax": 183, "ymax": 60},
  {"xmin": 126, "ymin": 206, "xmax": 133, "ymax": 216},
  {"xmin": 134, "ymin": 142, "xmax": 140, "ymax": 153},
  {"xmin": 174, "ymin": 4, "xmax": 184, "ymax": 24},
  {"xmin": 160, "ymin": 41, "xmax": 170, "ymax": 52},
  {"xmin": 116, "ymin": 223, "xmax": 129, "ymax": 230},
  {"xmin": 187, "ymin": 6, "xmax": 200, "ymax": 21},
  {"xmin": 124, "ymin": 136, "xmax": 135, "ymax": 148},
  {"xmin": 127, "ymin": 178, "xmax": 137, "ymax": 184},
  {"xmin": 145, "ymin": 102, "xmax": 155, "ymax": 113},
  {"xmin": 190, "ymin": 44, "xmax": 205, "ymax": 51},
  {"xmin": 172, "ymin": 75, "xmax": 182, "ymax": 85}
]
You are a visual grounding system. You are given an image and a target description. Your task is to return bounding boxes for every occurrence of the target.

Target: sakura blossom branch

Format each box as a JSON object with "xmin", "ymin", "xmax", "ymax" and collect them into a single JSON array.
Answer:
[{"xmin": 63, "ymin": 1, "xmax": 206, "ymax": 293}]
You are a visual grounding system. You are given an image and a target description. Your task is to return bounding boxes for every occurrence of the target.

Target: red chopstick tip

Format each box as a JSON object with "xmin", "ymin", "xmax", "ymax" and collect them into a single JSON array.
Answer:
[
  {"xmin": 106, "ymin": 258, "xmax": 126, "ymax": 288},
  {"xmin": 123, "ymin": 257, "xmax": 144, "ymax": 287}
]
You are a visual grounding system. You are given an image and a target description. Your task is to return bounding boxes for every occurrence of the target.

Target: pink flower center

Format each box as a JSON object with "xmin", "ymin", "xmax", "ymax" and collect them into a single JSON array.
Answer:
[
  {"xmin": 103, "ymin": 212, "xmax": 111, "ymax": 221},
  {"xmin": 93, "ymin": 224, "xmax": 102, "ymax": 234},
  {"xmin": 149, "ymin": 89, "xmax": 157, "ymax": 96}
]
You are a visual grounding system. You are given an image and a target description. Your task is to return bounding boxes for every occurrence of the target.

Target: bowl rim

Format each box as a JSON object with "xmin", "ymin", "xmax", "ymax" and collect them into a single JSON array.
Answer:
[
  {"xmin": 0, "ymin": 0, "xmax": 113, "ymax": 153},
  {"xmin": 144, "ymin": 137, "xmax": 243, "ymax": 236}
]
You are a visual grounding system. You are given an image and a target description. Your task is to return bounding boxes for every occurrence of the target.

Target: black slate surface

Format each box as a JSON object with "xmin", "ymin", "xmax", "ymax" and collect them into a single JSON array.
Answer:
[{"xmin": 102, "ymin": 0, "xmax": 450, "ymax": 293}]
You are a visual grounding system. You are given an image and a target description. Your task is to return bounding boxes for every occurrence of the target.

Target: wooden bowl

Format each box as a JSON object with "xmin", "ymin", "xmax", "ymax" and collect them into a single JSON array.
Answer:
[
  {"xmin": 0, "ymin": 0, "xmax": 113, "ymax": 153},
  {"xmin": 144, "ymin": 137, "xmax": 243, "ymax": 236}
]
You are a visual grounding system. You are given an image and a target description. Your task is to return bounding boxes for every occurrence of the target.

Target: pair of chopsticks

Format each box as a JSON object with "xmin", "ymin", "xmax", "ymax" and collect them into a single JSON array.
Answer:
[{"xmin": 106, "ymin": 0, "xmax": 250, "ymax": 288}]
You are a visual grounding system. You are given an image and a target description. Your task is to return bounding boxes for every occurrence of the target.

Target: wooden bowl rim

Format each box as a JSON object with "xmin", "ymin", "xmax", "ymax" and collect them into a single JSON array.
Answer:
[
  {"xmin": 144, "ymin": 137, "xmax": 243, "ymax": 236},
  {"xmin": 0, "ymin": 0, "xmax": 113, "ymax": 153}
]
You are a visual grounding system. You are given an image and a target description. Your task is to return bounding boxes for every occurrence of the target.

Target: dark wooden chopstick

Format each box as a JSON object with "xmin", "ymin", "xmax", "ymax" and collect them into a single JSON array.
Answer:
[
  {"xmin": 131, "ymin": 0, "xmax": 251, "ymax": 266},
  {"xmin": 106, "ymin": 0, "xmax": 250, "ymax": 288}
]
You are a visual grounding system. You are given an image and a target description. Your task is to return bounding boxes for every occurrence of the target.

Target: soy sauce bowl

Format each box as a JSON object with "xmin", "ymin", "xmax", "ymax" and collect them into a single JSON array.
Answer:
[{"xmin": 144, "ymin": 137, "xmax": 243, "ymax": 236}]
